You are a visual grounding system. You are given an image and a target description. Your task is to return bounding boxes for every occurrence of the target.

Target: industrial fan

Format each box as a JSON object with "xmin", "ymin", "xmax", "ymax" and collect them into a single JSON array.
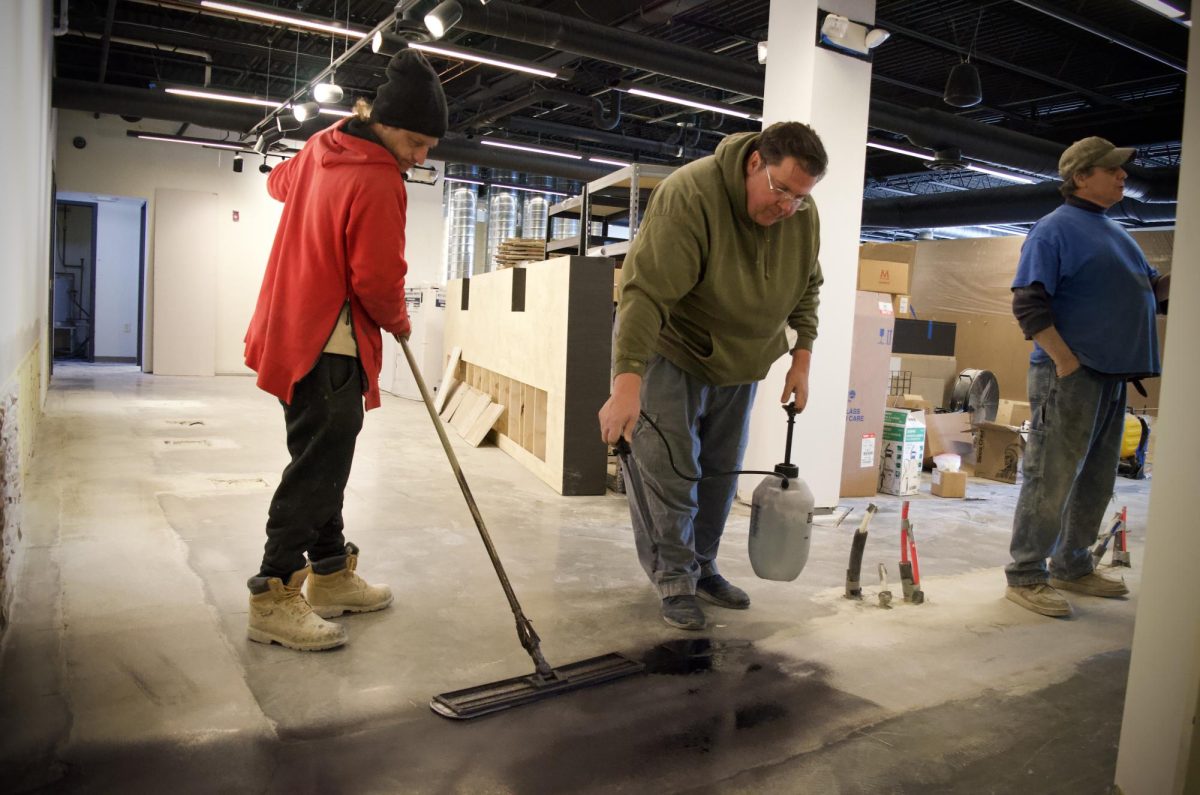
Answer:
[{"xmin": 949, "ymin": 369, "xmax": 1000, "ymax": 426}]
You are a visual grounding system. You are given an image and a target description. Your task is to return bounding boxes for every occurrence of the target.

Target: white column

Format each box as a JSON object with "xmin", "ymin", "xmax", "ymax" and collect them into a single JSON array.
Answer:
[
  {"xmin": 1114, "ymin": 17, "xmax": 1200, "ymax": 794},
  {"xmin": 740, "ymin": 0, "xmax": 875, "ymax": 507}
]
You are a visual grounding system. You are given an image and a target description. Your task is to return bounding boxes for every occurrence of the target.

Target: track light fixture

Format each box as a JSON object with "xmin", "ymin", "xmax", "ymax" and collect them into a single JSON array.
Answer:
[
  {"xmin": 292, "ymin": 101, "xmax": 321, "ymax": 122},
  {"xmin": 276, "ymin": 113, "xmax": 302, "ymax": 133},
  {"xmin": 233, "ymin": 154, "xmax": 244, "ymax": 172},
  {"xmin": 313, "ymin": 82, "xmax": 343, "ymax": 104},
  {"xmin": 424, "ymin": 0, "xmax": 463, "ymax": 39},
  {"xmin": 259, "ymin": 156, "xmax": 273, "ymax": 174}
]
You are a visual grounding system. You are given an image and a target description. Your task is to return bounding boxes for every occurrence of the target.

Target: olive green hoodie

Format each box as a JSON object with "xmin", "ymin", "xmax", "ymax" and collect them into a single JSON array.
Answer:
[{"xmin": 613, "ymin": 131, "xmax": 823, "ymax": 386}]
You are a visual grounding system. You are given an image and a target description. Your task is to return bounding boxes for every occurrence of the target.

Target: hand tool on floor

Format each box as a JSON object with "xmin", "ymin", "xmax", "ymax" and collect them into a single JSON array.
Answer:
[
  {"xmin": 1112, "ymin": 506, "xmax": 1132, "ymax": 567},
  {"xmin": 877, "ymin": 563, "xmax": 893, "ymax": 609},
  {"xmin": 898, "ymin": 500, "xmax": 915, "ymax": 601},
  {"xmin": 1091, "ymin": 511, "xmax": 1124, "ymax": 567},
  {"xmin": 907, "ymin": 523, "xmax": 925, "ymax": 604},
  {"xmin": 401, "ymin": 339, "xmax": 643, "ymax": 720},
  {"xmin": 844, "ymin": 503, "xmax": 878, "ymax": 599}
]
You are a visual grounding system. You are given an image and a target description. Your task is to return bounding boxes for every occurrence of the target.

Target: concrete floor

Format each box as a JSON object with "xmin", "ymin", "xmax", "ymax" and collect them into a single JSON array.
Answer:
[{"xmin": 0, "ymin": 363, "xmax": 1150, "ymax": 794}]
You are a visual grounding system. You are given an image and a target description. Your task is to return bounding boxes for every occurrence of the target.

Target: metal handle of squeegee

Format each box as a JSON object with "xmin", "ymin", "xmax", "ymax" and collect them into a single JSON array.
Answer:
[{"xmin": 399, "ymin": 338, "xmax": 554, "ymax": 678}]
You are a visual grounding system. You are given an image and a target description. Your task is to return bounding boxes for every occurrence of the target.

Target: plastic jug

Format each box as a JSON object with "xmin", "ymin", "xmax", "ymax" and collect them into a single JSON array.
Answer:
[{"xmin": 747, "ymin": 404, "xmax": 815, "ymax": 582}]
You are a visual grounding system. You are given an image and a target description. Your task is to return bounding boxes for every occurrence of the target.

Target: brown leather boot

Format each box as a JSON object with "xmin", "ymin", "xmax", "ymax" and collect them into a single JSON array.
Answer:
[
  {"xmin": 247, "ymin": 568, "xmax": 347, "ymax": 651},
  {"xmin": 306, "ymin": 543, "xmax": 394, "ymax": 619}
]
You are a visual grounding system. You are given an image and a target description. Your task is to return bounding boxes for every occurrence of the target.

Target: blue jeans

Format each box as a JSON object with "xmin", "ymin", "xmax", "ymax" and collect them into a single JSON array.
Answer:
[
  {"xmin": 1006, "ymin": 361, "xmax": 1126, "ymax": 586},
  {"xmin": 621, "ymin": 356, "xmax": 757, "ymax": 598}
]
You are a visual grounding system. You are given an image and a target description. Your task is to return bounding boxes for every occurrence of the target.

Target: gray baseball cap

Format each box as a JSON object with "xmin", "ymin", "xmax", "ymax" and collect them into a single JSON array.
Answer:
[{"xmin": 1058, "ymin": 136, "xmax": 1135, "ymax": 179}]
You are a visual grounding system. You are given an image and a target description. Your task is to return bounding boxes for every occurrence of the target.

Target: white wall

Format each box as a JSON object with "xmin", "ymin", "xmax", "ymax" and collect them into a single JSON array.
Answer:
[
  {"xmin": 54, "ymin": 112, "xmax": 447, "ymax": 375},
  {"xmin": 58, "ymin": 193, "xmax": 144, "ymax": 360},
  {"xmin": 0, "ymin": 0, "xmax": 52, "ymax": 388},
  {"xmin": 1115, "ymin": 14, "xmax": 1200, "ymax": 794}
]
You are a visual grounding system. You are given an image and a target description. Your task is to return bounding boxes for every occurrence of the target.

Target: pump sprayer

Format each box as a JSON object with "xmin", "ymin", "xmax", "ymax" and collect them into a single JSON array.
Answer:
[
  {"xmin": 748, "ymin": 403, "xmax": 816, "ymax": 581},
  {"xmin": 614, "ymin": 402, "xmax": 815, "ymax": 582}
]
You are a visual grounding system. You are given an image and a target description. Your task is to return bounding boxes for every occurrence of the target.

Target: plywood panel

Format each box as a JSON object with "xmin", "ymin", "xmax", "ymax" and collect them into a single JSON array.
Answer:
[
  {"xmin": 152, "ymin": 189, "xmax": 218, "ymax": 375},
  {"xmin": 465, "ymin": 403, "xmax": 506, "ymax": 447}
]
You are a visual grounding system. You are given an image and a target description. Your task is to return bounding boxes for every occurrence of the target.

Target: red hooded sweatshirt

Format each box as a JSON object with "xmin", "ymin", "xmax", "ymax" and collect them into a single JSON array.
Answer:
[{"xmin": 244, "ymin": 120, "xmax": 410, "ymax": 410}]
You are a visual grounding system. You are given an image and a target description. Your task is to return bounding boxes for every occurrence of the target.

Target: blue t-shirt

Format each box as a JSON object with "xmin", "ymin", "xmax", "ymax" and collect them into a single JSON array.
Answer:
[{"xmin": 1012, "ymin": 204, "xmax": 1160, "ymax": 377}]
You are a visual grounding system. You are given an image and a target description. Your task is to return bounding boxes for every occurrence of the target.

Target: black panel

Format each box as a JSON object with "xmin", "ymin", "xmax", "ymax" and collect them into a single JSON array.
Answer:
[
  {"xmin": 511, "ymin": 268, "xmax": 526, "ymax": 313},
  {"xmin": 460, "ymin": 278, "xmax": 470, "ymax": 311},
  {"xmin": 893, "ymin": 318, "xmax": 956, "ymax": 356},
  {"xmin": 561, "ymin": 256, "xmax": 615, "ymax": 496}
]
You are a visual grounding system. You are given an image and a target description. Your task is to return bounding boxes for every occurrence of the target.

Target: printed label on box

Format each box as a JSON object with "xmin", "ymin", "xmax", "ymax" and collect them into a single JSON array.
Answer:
[{"xmin": 860, "ymin": 434, "xmax": 876, "ymax": 468}]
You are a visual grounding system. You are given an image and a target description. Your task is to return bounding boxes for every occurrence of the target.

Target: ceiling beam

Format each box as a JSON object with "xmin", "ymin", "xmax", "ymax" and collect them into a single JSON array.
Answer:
[{"xmin": 1005, "ymin": 0, "xmax": 1187, "ymax": 72}]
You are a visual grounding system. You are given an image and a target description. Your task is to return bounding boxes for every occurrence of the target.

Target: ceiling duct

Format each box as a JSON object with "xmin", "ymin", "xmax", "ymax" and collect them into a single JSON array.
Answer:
[
  {"xmin": 926, "ymin": 146, "xmax": 966, "ymax": 171},
  {"xmin": 449, "ymin": 0, "xmax": 765, "ymax": 97},
  {"xmin": 460, "ymin": 88, "xmax": 620, "ymax": 131},
  {"xmin": 861, "ymin": 182, "xmax": 1177, "ymax": 229}
]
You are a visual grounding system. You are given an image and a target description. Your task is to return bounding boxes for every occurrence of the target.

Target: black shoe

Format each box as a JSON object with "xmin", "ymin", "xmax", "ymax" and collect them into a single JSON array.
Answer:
[
  {"xmin": 661, "ymin": 595, "xmax": 706, "ymax": 630},
  {"xmin": 696, "ymin": 575, "xmax": 750, "ymax": 609}
]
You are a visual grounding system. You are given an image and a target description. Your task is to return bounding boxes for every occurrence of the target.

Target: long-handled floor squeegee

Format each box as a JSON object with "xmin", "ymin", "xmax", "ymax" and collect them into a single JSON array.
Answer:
[{"xmin": 401, "ymin": 339, "xmax": 644, "ymax": 720}]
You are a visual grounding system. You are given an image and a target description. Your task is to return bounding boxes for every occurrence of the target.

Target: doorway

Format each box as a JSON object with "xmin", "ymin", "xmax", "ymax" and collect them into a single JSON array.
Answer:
[{"xmin": 53, "ymin": 200, "xmax": 97, "ymax": 362}]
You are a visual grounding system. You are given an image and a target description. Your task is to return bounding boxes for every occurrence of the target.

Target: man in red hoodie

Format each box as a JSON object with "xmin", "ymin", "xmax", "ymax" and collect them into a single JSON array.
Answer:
[{"xmin": 242, "ymin": 49, "xmax": 447, "ymax": 651}]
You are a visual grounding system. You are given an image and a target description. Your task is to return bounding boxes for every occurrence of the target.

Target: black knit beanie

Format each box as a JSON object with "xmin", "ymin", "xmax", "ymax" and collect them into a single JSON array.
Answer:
[{"xmin": 370, "ymin": 50, "xmax": 448, "ymax": 138}]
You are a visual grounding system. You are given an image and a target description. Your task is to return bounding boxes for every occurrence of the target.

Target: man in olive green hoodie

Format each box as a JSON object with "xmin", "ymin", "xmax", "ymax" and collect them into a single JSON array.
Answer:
[{"xmin": 599, "ymin": 122, "xmax": 827, "ymax": 630}]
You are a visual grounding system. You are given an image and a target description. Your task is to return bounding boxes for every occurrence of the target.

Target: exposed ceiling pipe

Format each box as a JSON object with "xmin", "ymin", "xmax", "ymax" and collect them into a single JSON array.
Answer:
[
  {"xmin": 431, "ymin": 137, "xmax": 612, "ymax": 181},
  {"xmin": 460, "ymin": 88, "xmax": 621, "ymax": 131},
  {"xmin": 451, "ymin": 0, "xmax": 764, "ymax": 97},
  {"xmin": 69, "ymin": 30, "xmax": 214, "ymax": 86},
  {"xmin": 98, "ymin": 0, "xmax": 118, "ymax": 84},
  {"xmin": 502, "ymin": 115, "xmax": 708, "ymax": 160},
  {"xmin": 862, "ymin": 182, "xmax": 1176, "ymax": 229},
  {"xmin": 53, "ymin": 78, "xmax": 260, "ymax": 132},
  {"xmin": 867, "ymin": 99, "xmax": 1179, "ymax": 203}
]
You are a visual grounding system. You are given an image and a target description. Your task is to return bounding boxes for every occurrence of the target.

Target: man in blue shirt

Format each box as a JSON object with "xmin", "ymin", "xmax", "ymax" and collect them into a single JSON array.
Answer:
[{"xmin": 1005, "ymin": 136, "xmax": 1170, "ymax": 618}]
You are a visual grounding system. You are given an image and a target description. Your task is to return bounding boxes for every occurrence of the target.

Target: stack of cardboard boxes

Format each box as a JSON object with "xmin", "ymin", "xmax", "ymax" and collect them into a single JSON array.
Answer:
[{"xmin": 842, "ymin": 243, "xmax": 1035, "ymax": 498}]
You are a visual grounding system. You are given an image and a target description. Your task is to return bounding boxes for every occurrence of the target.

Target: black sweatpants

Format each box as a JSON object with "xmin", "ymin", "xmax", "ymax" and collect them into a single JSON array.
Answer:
[{"xmin": 258, "ymin": 353, "xmax": 364, "ymax": 580}]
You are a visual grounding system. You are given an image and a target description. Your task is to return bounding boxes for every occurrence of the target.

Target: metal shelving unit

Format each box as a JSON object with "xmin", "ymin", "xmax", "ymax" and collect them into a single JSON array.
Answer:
[{"xmin": 546, "ymin": 163, "xmax": 676, "ymax": 259}]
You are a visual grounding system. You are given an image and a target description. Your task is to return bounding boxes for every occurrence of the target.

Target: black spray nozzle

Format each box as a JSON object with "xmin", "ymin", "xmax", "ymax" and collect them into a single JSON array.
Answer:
[{"xmin": 613, "ymin": 438, "xmax": 632, "ymax": 457}]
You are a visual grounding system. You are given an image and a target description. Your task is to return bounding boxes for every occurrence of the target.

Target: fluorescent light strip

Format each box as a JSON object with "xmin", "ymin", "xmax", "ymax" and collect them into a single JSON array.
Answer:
[
  {"xmin": 133, "ymin": 134, "xmax": 250, "ymax": 151},
  {"xmin": 409, "ymin": 41, "xmax": 561, "ymax": 79},
  {"xmin": 623, "ymin": 86, "xmax": 760, "ymax": 121},
  {"xmin": 166, "ymin": 87, "xmax": 282, "ymax": 108},
  {"xmin": 200, "ymin": 1, "xmax": 366, "ymax": 38},
  {"xmin": 966, "ymin": 164, "xmax": 1036, "ymax": 184},
  {"xmin": 444, "ymin": 177, "xmax": 486, "ymax": 186},
  {"xmin": 588, "ymin": 157, "xmax": 631, "ymax": 168},
  {"xmin": 866, "ymin": 141, "xmax": 935, "ymax": 161},
  {"xmin": 479, "ymin": 139, "xmax": 583, "ymax": 160},
  {"xmin": 319, "ymin": 107, "xmax": 353, "ymax": 117},
  {"xmin": 1128, "ymin": 0, "xmax": 1186, "ymax": 18}
]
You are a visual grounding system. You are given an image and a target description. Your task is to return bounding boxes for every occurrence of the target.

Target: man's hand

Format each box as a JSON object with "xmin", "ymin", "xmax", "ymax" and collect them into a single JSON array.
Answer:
[
  {"xmin": 780, "ymin": 348, "xmax": 811, "ymax": 410},
  {"xmin": 599, "ymin": 372, "xmax": 642, "ymax": 445},
  {"xmin": 1054, "ymin": 354, "xmax": 1082, "ymax": 378},
  {"xmin": 1032, "ymin": 326, "xmax": 1080, "ymax": 378},
  {"xmin": 392, "ymin": 315, "xmax": 412, "ymax": 343}
]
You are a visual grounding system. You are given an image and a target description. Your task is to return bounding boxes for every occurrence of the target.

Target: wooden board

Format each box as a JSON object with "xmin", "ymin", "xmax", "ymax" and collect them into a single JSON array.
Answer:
[
  {"xmin": 433, "ymin": 346, "xmax": 462, "ymax": 413},
  {"xmin": 438, "ymin": 380, "xmax": 465, "ymax": 422},
  {"xmin": 450, "ymin": 388, "xmax": 491, "ymax": 436},
  {"xmin": 465, "ymin": 403, "xmax": 506, "ymax": 447}
]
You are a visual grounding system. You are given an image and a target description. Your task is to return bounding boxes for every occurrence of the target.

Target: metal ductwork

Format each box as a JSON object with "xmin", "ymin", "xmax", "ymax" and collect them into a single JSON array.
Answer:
[
  {"xmin": 460, "ymin": 88, "xmax": 620, "ymax": 131},
  {"xmin": 451, "ymin": 0, "xmax": 764, "ymax": 97},
  {"xmin": 54, "ymin": 78, "xmax": 261, "ymax": 132},
  {"xmin": 867, "ymin": 99, "xmax": 1179, "ymax": 203},
  {"xmin": 862, "ymin": 182, "xmax": 1177, "ymax": 229}
]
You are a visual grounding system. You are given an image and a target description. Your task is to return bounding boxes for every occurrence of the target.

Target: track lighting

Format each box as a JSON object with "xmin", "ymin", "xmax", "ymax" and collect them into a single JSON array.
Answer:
[
  {"xmin": 292, "ymin": 101, "xmax": 321, "ymax": 122},
  {"xmin": 372, "ymin": 32, "xmax": 566, "ymax": 79},
  {"xmin": 259, "ymin": 156, "xmax": 273, "ymax": 174},
  {"xmin": 276, "ymin": 113, "xmax": 302, "ymax": 133},
  {"xmin": 313, "ymin": 82, "xmax": 343, "ymax": 104},
  {"xmin": 233, "ymin": 154, "xmax": 244, "ymax": 172},
  {"xmin": 424, "ymin": 0, "xmax": 463, "ymax": 39}
]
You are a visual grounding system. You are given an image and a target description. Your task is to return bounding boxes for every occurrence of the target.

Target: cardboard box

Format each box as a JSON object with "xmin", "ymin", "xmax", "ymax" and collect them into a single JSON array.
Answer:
[
  {"xmin": 841, "ymin": 292, "xmax": 896, "ymax": 497},
  {"xmin": 888, "ymin": 394, "xmax": 932, "ymax": 412},
  {"xmin": 879, "ymin": 408, "xmax": 926, "ymax": 496},
  {"xmin": 924, "ymin": 410, "xmax": 974, "ymax": 467},
  {"xmin": 931, "ymin": 468, "xmax": 967, "ymax": 498},
  {"xmin": 858, "ymin": 258, "xmax": 912, "ymax": 294},
  {"xmin": 910, "ymin": 376, "xmax": 949, "ymax": 408},
  {"xmin": 893, "ymin": 294, "xmax": 912, "ymax": 318},
  {"xmin": 973, "ymin": 422, "xmax": 1025, "ymax": 484},
  {"xmin": 995, "ymin": 399, "xmax": 1032, "ymax": 427}
]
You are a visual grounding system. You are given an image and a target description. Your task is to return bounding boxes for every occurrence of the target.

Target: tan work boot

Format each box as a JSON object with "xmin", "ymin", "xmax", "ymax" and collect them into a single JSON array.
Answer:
[
  {"xmin": 1050, "ymin": 569, "xmax": 1129, "ymax": 598},
  {"xmin": 1006, "ymin": 583, "xmax": 1072, "ymax": 617},
  {"xmin": 247, "ymin": 568, "xmax": 347, "ymax": 651},
  {"xmin": 306, "ymin": 543, "xmax": 393, "ymax": 619}
]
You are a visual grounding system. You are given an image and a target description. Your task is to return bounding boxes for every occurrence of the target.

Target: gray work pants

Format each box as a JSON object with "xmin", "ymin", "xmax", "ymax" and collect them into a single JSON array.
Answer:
[
  {"xmin": 1006, "ymin": 361, "xmax": 1126, "ymax": 586},
  {"xmin": 622, "ymin": 355, "xmax": 757, "ymax": 598}
]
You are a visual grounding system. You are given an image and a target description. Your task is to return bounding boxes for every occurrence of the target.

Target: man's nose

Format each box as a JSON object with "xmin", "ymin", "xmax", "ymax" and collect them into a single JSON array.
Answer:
[{"xmin": 414, "ymin": 147, "xmax": 430, "ymax": 165}]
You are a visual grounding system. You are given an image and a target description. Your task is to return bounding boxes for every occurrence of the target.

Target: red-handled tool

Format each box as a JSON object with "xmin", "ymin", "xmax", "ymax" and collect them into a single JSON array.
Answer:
[
  {"xmin": 1113, "ymin": 505, "xmax": 1131, "ymax": 567},
  {"xmin": 898, "ymin": 500, "xmax": 915, "ymax": 601},
  {"xmin": 908, "ymin": 523, "xmax": 925, "ymax": 604}
]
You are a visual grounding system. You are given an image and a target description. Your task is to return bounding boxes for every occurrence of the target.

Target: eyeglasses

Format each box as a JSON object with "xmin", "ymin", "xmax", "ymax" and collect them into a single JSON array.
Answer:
[{"xmin": 763, "ymin": 166, "xmax": 810, "ymax": 212}]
